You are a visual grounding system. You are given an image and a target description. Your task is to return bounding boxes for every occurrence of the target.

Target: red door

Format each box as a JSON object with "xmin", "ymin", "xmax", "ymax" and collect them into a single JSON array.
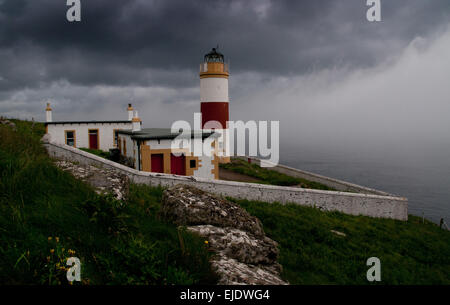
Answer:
[
  {"xmin": 89, "ymin": 130, "xmax": 98, "ymax": 149},
  {"xmin": 170, "ymin": 154, "xmax": 186, "ymax": 175},
  {"xmin": 151, "ymin": 154, "xmax": 164, "ymax": 173}
]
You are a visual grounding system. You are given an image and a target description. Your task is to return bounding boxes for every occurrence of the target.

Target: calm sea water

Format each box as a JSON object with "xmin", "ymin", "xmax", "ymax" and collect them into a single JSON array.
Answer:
[{"xmin": 280, "ymin": 146, "xmax": 450, "ymax": 225}]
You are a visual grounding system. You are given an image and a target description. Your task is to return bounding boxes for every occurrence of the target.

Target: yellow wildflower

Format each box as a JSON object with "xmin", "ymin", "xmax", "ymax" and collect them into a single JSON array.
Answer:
[
  {"xmin": 55, "ymin": 237, "xmax": 59, "ymax": 243},
  {"xmin": 50, "ymin": 249, "xmax": 55, "ymax": 254}
]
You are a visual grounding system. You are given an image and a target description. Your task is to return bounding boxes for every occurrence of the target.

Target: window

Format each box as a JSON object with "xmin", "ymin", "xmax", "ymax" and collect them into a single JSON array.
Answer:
[
  {"xmin": 190, "ymin": 159, "xmax": 197, "ymax": 169},
  {"xmin": 113, "ymin": 130, "xmax": 120, "ymax": 147},
  {"xmin": 65, "ymin": 130, "xmax": 76, "ymax": 147}
]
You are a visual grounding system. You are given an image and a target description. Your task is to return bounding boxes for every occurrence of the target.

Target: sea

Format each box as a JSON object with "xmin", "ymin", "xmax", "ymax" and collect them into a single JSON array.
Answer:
[{"xmin": 280, "ymin": 145, "xmax": 450, "ymax": 225}]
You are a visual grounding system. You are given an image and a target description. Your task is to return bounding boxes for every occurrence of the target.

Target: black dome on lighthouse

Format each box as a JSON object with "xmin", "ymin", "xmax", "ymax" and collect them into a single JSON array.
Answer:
[{"xmin": 204, "ymin": 47, "xmax": 224, "ymax": 63}]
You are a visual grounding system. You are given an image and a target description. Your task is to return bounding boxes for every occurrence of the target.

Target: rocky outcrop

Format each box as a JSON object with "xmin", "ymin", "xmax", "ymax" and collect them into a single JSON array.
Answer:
[
  {"xmin": 161, "ymin": 185, "xmax": 265, "ymax": 237},
  {"xmin": 0, "ymin": 117, "xmax": 17, "ymax": 131},
  {"xmin": 161, "ymin": 185, "xmax": 288, "ymax": 285},
  {"xmin": 55, "ymin": 160, "xmax": 129, "ymax": 200}
]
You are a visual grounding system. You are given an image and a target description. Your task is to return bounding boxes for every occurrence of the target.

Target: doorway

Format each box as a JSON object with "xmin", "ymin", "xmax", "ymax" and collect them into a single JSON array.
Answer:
[
  {"xmin": 88, "ymin": 129, "xmax": 99, "ymax": 149},
  {"xmin": 170, "ymin": 153, "xmax": 186, "ymax": 175},
  {"xmin": 151, "ymin": 154, "xmax": 164, "ymax": 173}
]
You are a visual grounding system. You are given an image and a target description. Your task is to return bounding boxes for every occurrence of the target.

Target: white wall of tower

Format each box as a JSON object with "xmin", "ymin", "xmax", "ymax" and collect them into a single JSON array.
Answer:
[{"xmin": 200, "ymin": 78, "xmax": 229, "ymax": 103}]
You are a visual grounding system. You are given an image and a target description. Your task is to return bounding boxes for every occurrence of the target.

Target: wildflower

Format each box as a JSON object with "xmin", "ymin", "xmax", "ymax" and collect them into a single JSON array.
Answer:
[
  {"xmin": 55, "ymin": 237, "xmax": 59, "ymax": 243},
  {"xmin": 46, "ymin": 256, "xmax": 51, "ymax": 262},
  {"xmin": 48, "ymin": 237, "xmax": 52, "ymax": 241},
  {"xmin": 50, "ymin": 249, "xmax": 55, "ymax": 254},
  {"xmin": 204, "ymin": 240, "xmax": 209, "ymax": 244}
]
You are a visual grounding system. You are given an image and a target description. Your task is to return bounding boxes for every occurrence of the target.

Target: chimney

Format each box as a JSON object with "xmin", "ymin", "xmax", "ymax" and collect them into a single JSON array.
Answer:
[
  {"xmin": 127, "ymin": 103, "xmax": 134, "ymax": 121},
  {"xmin": 45, "ymin": 103, "xmax": 52, "ymax": 122},
  {"xmin": 132, "ymin": 111, "xmax": 142, "ymax": 132}
]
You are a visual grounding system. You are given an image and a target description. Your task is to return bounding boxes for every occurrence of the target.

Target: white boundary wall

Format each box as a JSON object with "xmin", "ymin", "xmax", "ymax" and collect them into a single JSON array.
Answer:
[
  {"xmin": 43, "ymin": 139, "xmax": 408, "ymax": 221},
  {"xmin": 241, "ymin": 157, "xmax": 393, "ymax": 196}
]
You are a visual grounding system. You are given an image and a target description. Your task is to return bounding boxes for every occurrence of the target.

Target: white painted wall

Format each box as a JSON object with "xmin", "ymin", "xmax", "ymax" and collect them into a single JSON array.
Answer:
[
  {"xmin": 194, "ymin": 155, "xmax": 214, "ymax": 179},
  {"xmin": 117, "ymin": 135, "xmax": 216, "ymax": 179},
  {"xmin": 47, "ymin": 122, "xmax": 133, "ymax": 151},
  {"xmin": 200, "ymin": 77, "xmax": 229, "ymax": 102},
  {"xmin": 117, "ymin": 134, "xmax": 134, "ymax": 158},
  {"xmin": 43, "ymin": 140, "xmax": 409, "ymax": 221},
  {"xmin": 46, "ymin": 110, "xmax": 52, "ymax": 122}
]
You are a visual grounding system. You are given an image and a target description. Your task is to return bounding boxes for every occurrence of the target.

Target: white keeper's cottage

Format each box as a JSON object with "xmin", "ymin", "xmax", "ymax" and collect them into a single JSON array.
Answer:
[
  {"xmin": 44, "ymin": 102, "xmax": 220, "ymax": 180},
  {"xmin": 45, "ymin": 103, "xmax": 137, "ymax": 151}
]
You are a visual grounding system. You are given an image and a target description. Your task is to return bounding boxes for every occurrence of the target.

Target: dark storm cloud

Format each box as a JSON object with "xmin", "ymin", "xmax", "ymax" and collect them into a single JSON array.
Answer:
[{"xmin": 0, "ymin": 0, "xmax": 449, "ymax": 92}]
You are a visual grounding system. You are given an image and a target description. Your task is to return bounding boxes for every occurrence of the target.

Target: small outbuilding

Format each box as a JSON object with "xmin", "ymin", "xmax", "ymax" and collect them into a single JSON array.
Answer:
[{"xmin": 117, "ymin": 127, "xmax": 220, "ymax": 180}]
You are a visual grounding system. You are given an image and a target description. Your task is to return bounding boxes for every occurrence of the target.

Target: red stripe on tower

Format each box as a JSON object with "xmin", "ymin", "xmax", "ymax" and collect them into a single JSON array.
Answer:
[{"xmin": 200, "ymin": 102, "xmax": 229, "ymax": 129}]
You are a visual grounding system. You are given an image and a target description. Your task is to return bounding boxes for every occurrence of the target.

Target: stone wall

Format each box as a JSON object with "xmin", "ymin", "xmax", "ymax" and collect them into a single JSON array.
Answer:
[
  {"xmin": 43, "ymin": 139, "xmax": 408, "ymax": 221},
  {"xmin": 244, "ymin": 157, "xmax": 393, "ymax": 196}
]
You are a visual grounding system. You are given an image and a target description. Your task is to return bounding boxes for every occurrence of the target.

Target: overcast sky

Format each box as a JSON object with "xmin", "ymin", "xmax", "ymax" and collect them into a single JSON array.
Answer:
[{"xmin": 1, "ymin": 0, "xmax": 449, "ymax": 163}]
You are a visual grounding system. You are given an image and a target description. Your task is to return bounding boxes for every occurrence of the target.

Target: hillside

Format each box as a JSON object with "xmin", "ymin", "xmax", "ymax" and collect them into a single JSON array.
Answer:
[
  {"xmin": 0, "ymin": 119, "xmax": 449, "ymax": 285},
  {"xmin": 0, "ymin": 119, "xmax": 216, "ymax": 285}
]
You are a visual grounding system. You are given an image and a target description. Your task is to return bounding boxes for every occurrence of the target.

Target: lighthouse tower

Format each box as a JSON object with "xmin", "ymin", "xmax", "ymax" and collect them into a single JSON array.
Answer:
[{"xmin": 200, "ymin": 47, "xmax": 230, "ymax": 162}]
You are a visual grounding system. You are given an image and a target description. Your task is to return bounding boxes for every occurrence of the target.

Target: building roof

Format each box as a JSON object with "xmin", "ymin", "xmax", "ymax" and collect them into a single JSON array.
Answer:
[
  {"xmin": 117, "ymin": 128, "xmax": 219, "ymax": 140},
  {"xmin": 45, "ymin": 120, "xmax": 133, "ymax": 125}
]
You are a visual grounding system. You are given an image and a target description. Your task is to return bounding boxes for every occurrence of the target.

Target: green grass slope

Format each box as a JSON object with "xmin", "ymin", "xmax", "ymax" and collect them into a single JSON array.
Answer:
[
  {"xmin": 1, "ymin": 119, "xmax": 449, "ymax": 285},
  {"xmin": 0, "ymin": 120, "xmax": 216, "ymax": 285},
  {"xmin": 231, "ymin": 198, "xmax": 450, "ymax": 284},
  {"xmin": 220, "ymin": 158, "xmax": 336, "ymax": 190}
]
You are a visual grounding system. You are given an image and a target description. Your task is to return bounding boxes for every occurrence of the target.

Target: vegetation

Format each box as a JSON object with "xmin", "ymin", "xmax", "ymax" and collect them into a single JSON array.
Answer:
[
  {"xmin": 220, "ymin": 158, "xmax": 336, "ymax": 190},
  {"xmin": 230, "ymin": 198, "xmax": 450, "ymax": 284},
  {"xmin": 79, "ymin": 147, "xmax": 111, "ymax": 160},
  {"xmin": 1, "ymin": 119, "xmax": 449, "ymax": 285},
  {"xmin": 0, "ymin": 120, "xmax": 216, "ymax": 285}
]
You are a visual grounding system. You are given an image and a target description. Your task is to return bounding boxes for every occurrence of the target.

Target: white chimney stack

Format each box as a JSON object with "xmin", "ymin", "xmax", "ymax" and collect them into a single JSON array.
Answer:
[
  {"xmin": 127, "ymin": 103, "xmax": 134, "ymax": 121},
  {"xmin": 45, "ymin": 103, "xmax": 52, "ymax": 122},
  {"xmin": 132, "ymin": 111, "xmax": 141, "ymax": 132}
]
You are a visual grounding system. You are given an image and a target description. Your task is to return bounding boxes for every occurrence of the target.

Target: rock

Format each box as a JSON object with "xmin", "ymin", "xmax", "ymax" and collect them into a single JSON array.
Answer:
[
  {"xmin": 0, "ymin": 118, "xmax": 16, "ymax": 131},
  {"xmin": 54, "ymin": 160, "xmax": 129, "ymax": 200},
  {"xmin": 161, "ymin": 185, "xmax": 265, "ymax": 237},
  {"xmin": 330, "ymin": 230, "xmax": 346, "ymax": 237},
  {"xmin": 161, "ymin": 185, "xmax": 288, "ymax": 285},
  {"xmin": 211, "ymin": 254, "xmax": 287, "ymax": 285},
  {"xmin": 187, "ymin": 225, "xmax": 280, "ymax": 266}
]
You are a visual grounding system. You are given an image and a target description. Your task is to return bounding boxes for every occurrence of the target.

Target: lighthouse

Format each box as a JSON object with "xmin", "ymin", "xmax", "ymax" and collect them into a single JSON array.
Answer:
[{"xmin": 200, "ymin": 47, "xmax": 230, "ymax": 162}]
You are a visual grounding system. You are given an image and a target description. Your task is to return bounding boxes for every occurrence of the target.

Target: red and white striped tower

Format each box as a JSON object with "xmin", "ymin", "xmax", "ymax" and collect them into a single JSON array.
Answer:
[{"xmin": 200, "ymin": 47, "xmax": 230, "ymax": 163}]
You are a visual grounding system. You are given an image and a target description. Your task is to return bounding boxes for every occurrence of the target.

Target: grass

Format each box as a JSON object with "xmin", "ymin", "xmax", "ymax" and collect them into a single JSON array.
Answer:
[
  {"xmin": 79, "ymin": 147, "xmax": 111, "ymax": 160},
  {"xmin": 0, "ymin": 120, "xmax": 216, "ymax": 285},
  {"xmin": 2, "ymin": 119, "xmax": 449, "ymax": 285},
  {"xmin": 230, "ymin": 198, "xmax": 450, "ymax": 285},
  {"xmin": 220, "ymin": 158, "xmax": 336, "ymax": 190}
]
